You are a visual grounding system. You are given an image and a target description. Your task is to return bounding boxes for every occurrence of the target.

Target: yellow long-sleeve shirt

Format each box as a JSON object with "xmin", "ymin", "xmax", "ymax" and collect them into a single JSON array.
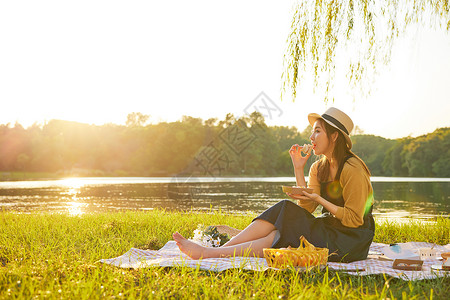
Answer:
[{"xmin": 298, "ymin": 157, "xmax": 374, "ymax": 228}]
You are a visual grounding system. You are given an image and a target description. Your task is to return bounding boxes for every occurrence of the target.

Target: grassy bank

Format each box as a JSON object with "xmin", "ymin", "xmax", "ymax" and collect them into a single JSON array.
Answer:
[
  {"xmin": 0, "ymin": 211, "xmax": 449, "ymax": 299},
  {"xmin": 0, "ymin": 171, "xmax": 124, "ymax": 181},
  {"xmin": 0, "ymin": 172, "xmax": 64, "ymax": 181}
]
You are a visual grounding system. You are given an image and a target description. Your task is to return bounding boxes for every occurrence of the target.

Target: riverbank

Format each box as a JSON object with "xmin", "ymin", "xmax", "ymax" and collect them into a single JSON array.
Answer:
[
  {"xmin": 2, "ymin": 172, "xmax": 450, "ymax": 182},
  {"xmin": 0, "ymin": 171, "xmax": 120, "ymax": 181},
  {"xmin": 1, "ymin": 210, "xmax": 449, "ymax": 299}
]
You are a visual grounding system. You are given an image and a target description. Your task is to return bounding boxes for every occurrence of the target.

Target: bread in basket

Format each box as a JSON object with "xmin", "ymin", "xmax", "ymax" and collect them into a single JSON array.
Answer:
[{"xmin": 263, "ymin": 236, "xmax": 328, "ymax": 268}]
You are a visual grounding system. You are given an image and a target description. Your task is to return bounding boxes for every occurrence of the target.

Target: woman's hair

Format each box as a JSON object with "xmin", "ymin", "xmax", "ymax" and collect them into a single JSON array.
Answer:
[{"xmin": 316, "ymin": 119, "xmax": 371, "ymax": 182}]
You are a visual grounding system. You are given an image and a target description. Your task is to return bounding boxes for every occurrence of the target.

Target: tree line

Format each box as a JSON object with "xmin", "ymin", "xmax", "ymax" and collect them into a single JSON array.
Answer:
[{"xmin": 1, "ymin": 112, "xmax": 449, "ymax": 178}]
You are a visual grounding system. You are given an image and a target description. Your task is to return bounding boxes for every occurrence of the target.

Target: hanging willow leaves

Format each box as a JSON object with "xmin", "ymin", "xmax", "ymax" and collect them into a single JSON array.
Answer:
[{"xmin": 281, "ymin": 0, "xmax": 450, "ymax": 103}]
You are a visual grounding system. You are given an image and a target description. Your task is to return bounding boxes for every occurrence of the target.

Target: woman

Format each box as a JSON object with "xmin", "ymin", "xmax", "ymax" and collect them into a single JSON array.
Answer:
[{"xmin": 173, "ymin": 107, "xmax": 375, "ymax": 262}]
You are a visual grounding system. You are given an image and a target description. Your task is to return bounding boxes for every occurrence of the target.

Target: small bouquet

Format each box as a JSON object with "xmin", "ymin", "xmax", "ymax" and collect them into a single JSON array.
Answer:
[{"xmin": 192, "ymin": 224, "xmax": 231, "ymax": 247}]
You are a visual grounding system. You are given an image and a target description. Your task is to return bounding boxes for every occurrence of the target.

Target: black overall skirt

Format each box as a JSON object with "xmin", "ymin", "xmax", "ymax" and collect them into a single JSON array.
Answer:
[{"xmin": 254, "ymin": 157, "xmax": 375, "ymax": 263}]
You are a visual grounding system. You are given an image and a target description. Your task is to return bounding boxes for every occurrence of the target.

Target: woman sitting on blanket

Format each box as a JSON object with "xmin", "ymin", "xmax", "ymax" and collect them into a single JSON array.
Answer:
[{"xmin": 173, "ymin": 107, "xmax": 375, "ymax": 262}]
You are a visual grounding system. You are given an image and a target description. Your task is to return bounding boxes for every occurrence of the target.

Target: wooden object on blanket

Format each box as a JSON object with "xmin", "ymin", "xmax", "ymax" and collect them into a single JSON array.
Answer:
[
  {"xmin": 441, "ymin": 252, "xmax": 450, "ymax": 263},
  {"xmin": 393, "ymin": 259, "xmax": 423, "ymax": 271},
  {"xmin": 214, "ymin": 225, "xmax": 242, "ymax": 238},
  {"xmin": 442, "ymin": 252, "xmax": 450, "ymax": 270}
]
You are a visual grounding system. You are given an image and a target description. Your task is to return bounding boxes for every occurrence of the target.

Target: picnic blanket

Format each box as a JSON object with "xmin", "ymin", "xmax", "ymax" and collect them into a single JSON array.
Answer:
[{"xmin": 99, "ymin": 241, "xmax": 450, "ymax": 281}]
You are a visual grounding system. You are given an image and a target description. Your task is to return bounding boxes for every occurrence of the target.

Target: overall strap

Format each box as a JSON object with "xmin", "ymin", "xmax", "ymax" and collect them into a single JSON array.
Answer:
[{"xmin": 335, "ymin": 155, "xmax": 354, "ymax": 181}]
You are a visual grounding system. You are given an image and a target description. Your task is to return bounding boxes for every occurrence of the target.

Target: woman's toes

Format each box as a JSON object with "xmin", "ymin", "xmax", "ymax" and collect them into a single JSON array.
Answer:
[
  {"xmin": 172, "ymin": 232, "xmax": 186, "ymax": 242},
  {"xmin": 172, "ymin": 236, "xmax": 207, "ymax": 259}
]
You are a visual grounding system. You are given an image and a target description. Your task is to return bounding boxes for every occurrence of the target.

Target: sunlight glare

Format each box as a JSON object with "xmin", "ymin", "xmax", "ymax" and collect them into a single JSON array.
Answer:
[
  {"xmin": 67, "ymin": 201, "xmax": 87, "ymax": 216},
  {"xmin": 60, "ymin": 178, "xmax": 86, "ymax": 190},
  {"xmin": 59, "ymin": 178, "xmax": 88, "ymax": 215}
]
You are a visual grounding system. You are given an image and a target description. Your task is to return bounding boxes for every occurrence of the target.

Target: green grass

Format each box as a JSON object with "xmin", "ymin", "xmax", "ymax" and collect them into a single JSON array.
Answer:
[{"xmin": 0, "ymin": 210, "xmax": 448, "ymax": 299}]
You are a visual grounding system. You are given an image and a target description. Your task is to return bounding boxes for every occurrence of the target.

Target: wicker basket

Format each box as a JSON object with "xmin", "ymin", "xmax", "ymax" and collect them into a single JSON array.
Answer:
[{"xmin": 263, "ymin": 236, "xmax": 329, "ymax": 268}]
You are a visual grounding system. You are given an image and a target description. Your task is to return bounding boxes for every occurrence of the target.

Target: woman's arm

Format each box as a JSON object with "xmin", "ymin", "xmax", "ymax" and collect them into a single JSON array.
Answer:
[
  {"xmin": 289, "ymin": 144, "xmax": 312, "ymax": 187},
  {"xmin": 288, "ymin": 144, "xmax": 319, "ymax": 213},
  {"xmin": 287, "ymin": 161, "xmax": 321, "ymax": 213},
  {"xmin": 335, "ymin": 160, "xmax": 373, "ymax": 227},
  {"xmin": 293, "ymin": 167, "xmax": 307, "ymax": 188}
]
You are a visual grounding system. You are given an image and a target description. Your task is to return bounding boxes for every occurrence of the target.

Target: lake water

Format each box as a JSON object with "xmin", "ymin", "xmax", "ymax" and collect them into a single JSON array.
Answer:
[{"xmin": 0, "ymin": 177, "xmax": 448, "ymax": 220}]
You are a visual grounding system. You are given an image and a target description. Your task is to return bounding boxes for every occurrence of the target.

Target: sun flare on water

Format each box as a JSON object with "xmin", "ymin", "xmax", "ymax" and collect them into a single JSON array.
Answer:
[{"xmin": 59, "ymin": 178, "xmax": 87, "ymax": 215}]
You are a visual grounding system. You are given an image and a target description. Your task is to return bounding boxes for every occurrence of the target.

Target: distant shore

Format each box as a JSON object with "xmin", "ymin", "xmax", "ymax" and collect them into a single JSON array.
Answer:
[{"xmin": 2, "ymin": 171, "xmax": 450, "ymax": 182}]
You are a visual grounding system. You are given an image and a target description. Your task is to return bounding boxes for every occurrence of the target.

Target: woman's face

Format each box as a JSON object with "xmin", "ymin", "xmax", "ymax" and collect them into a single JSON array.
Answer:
[{"xmin": 310, "ymin": 120, "xmax": 332, "ymax": 156}]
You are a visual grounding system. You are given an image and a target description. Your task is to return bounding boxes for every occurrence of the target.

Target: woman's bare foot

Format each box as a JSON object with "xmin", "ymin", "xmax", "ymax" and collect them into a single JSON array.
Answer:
[{"xmin": 172, "ymin": 232, "xmax": 209, "ymax": 259}]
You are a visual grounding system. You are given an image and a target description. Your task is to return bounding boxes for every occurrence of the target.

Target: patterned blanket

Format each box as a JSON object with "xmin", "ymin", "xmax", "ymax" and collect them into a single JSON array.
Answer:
[{"xmin": 99, "ymin": 241, "xmax": 450, "ymax": 281}]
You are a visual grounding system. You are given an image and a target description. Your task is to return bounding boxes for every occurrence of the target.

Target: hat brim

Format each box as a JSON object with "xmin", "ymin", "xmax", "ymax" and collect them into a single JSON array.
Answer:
[{"xmin": 308, "ymin": 113, "xmax": 353, "ymax": 149}]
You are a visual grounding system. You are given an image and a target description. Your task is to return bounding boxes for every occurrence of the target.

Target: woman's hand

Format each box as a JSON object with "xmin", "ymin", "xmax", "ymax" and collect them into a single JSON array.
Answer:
[
  {"xmin": 286, "ymin": 191, "xmax": 319, "ymax": 202},
  {"xmin": 289, "ymin": 144, "xmax": 312, "ymax": 170},
  {"xmin": 288, "ymin": 191, "xmax": 339, "ymax": 216}
]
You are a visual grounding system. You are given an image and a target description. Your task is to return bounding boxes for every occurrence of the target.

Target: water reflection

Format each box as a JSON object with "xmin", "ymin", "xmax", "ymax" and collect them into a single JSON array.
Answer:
[
  {"xmin": 371, "ymin": 181, "xmax": 449, "ymax": 219},
  {"xmin": 60, "ymin": 178, "xmax": 86, "ymax": 190},
  {"xmin": 67, "ymin": 201, "xmax": 87, "ymax": 216},
  {"xmin": 0, "ymin": 177, "xmax": 448, "ymax": 219}
]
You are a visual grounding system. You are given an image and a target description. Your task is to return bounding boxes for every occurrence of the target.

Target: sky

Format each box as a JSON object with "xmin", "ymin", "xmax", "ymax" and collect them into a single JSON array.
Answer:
[{"xmin": 1, "ymin": 0, "xmax": 449, "ymax": 139}]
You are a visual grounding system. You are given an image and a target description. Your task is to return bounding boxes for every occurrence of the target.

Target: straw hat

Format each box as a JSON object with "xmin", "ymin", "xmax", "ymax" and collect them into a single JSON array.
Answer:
[{"xmin": 308, "ymin": 107, "xmax": 354, "ymax": 149}]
